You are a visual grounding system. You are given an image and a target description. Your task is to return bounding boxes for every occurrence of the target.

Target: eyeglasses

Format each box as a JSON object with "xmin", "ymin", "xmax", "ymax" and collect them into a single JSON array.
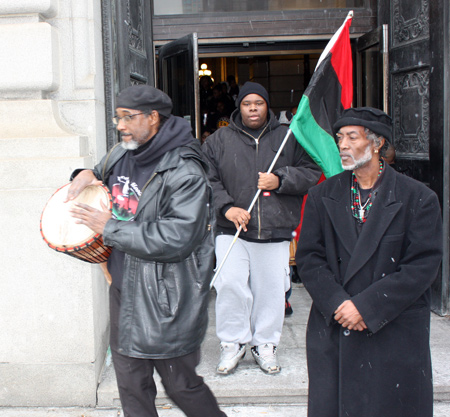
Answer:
[{"xmin": 112, "ymin": 112, "xmax": 145, "ymax": 125}]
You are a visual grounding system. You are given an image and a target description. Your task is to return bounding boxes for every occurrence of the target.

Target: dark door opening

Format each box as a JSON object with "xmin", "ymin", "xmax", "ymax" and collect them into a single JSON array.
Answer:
[
  {"xmin": 156, "ymin": 39, "xmax": 385, "ymax": 141},
  {"xmin": 181, "ymin": 51, "xmax": 324, "ymax": 139},
  {"xmin": 197, "ymin": 54, "xmax": 319, "ymax": 116}
]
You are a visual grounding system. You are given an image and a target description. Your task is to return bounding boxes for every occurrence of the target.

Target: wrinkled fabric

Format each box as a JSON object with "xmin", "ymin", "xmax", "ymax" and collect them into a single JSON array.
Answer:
[
  {"xmin": 87, "ymin": 118, "xmax": 215, "ymax": 359},
  {"xmin": 296, "ymin": 164, "xmax": 443, "ymax": 417},
  {"xmin": 202, "ymin": 108, "xmax": 322, "ymax": 240}
]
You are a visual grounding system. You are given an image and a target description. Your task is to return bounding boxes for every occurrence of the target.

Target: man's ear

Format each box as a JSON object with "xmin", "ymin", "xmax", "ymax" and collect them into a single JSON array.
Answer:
[{"xmin": 149, "ymin": 110, "xmax": 160, "ymax": 126}]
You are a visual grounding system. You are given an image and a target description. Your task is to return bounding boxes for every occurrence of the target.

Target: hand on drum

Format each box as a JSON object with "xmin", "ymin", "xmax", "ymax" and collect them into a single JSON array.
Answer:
[
  {"xmin": 65, "ymin": 170, "xmax": 102, "ymax": 202},
  {"xmin": 70, "ymin": 200, "xmax": 112, "ymax": 235}
]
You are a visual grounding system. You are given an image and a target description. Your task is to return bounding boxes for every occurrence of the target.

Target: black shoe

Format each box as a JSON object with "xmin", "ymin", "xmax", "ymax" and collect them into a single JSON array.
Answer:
[
  {"xmin": 290, "ymin": 266, "xmax": 302, "ymax": 283},
  {"xmin": 285, "ymin": 301, "xmax": 293, "ymax": 316}
]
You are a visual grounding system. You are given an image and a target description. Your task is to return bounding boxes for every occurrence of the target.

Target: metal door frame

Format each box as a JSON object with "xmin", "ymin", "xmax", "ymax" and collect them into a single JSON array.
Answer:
[
  {"xmin": 157, "ymin": 33, "xmax": 200, "ymax": 138},
  {"xmin": 355, "ymin": 25, "xmax": 389, "ymax": 113}
]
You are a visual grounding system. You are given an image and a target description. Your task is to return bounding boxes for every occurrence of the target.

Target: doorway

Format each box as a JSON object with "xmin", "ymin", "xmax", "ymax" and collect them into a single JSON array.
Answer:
[
  {"xmin": 197, "ymin": 54, "xmax": 319, "ymax": 116},
  {"xmin": 156, "ymin": 39, "xmax": 329, "ymax": 138}
]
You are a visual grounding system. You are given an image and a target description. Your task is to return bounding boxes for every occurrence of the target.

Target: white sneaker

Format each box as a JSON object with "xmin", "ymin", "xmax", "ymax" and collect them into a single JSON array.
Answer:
[
  {"xmin": 216, "ymin": 342, "xmax": 246, "ymax": 375},
  {"xmin": 251, "ymin": 343, "xmax": 281, "ymax": 374}
]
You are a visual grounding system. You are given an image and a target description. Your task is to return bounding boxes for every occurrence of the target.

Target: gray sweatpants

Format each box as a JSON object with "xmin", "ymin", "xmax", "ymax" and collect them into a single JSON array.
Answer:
[{"xmin": 214, "ymin": 235, "xmax": 290, "ymax": 347}]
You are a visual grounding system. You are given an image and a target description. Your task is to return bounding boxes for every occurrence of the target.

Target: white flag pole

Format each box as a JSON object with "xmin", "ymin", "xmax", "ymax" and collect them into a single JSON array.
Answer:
[{"xmin": 210, "ymin": 128, "xmax": 293, "ymax": 289}]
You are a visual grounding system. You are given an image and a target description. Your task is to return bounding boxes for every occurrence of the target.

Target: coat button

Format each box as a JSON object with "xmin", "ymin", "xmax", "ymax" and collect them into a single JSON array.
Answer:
[{"xmin": 343, "ymin": 329, "xmax": 351, "ymax": 336}]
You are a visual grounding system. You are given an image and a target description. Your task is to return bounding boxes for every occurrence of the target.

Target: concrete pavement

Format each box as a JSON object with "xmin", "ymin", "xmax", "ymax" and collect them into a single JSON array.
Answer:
[
  {"xmin": 1, "ymin": 285, "xmax": 450, "ymax": 416},
  {"xmin": 3, "ymin": 403, "xmax": 450, "ymax": 417}
]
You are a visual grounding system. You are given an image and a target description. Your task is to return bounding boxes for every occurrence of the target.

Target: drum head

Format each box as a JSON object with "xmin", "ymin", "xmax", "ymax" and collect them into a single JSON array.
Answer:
[{"xmin": 40, "ymin": 183, "xmax": 111, "ymax": 249}]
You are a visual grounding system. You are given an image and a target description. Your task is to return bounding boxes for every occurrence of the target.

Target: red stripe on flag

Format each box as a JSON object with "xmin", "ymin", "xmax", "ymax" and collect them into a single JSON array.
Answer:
[
  {"xmin": 294, "ymin": 173, "xmax": 326, "ymax": 242},
  {"xmin": 330, "ymin": 17, "xmax": 353, "ymax": 109}
]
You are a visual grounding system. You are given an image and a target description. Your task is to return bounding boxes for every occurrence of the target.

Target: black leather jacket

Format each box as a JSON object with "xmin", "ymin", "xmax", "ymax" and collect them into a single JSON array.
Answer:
[{"xmin": 89, "ymin": 138, "xmax": 215, "ymax": 359}]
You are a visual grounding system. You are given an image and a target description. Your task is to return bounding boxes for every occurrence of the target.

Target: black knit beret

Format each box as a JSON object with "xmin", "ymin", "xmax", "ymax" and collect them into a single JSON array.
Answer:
[
  {"xmin": 116, "ymin": 85, "xmax": 173, "ymax": 117},
  {"xmin": 236, "ymin": 81, "xmax": 270, "ymax": 108},
  {"xmin": 333, "ymin": 107, "xmax": 392, "ymax": 142}
]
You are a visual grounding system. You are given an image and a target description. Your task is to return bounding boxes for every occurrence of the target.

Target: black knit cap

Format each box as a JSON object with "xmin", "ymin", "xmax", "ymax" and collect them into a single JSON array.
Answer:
[
  {"xmin": 116, "ymin": 85, "xmax": 173, "ymax": 117},
  {"xmin": 333, "ymin": 107, "xmax": 392, "ymax": 142},
  {"xmin": 236, "ymin": 81, "xmax": 270, "ymax": 108}
]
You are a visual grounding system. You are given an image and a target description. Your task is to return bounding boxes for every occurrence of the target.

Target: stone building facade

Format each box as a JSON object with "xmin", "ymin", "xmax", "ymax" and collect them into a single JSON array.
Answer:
[
  {"xmin": 0, "ymin": 0, "xmax": 109, "ymax": 406},
  {"xmin": 1, "ymin": 0, "xmax": 448, "ymax": 408}
]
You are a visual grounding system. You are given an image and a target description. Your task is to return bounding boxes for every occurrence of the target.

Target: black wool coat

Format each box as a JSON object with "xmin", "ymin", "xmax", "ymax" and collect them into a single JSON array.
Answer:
[{"xmin": 296, "ymin": 164, "xmax": 443, "ymax": 417}]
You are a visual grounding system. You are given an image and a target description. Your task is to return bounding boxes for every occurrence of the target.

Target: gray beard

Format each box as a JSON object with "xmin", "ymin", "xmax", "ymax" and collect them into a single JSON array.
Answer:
[
  {"xmin": 341, "ymin": 144, "xmax": 373, "ymax": 171},
  {"xmin": 121, "ymin": 140, "xmax": 139, "ymax": 150}
]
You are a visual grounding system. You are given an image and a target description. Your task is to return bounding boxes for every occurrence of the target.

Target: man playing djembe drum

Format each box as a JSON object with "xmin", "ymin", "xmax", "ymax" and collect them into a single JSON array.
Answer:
[{"xmin": 67, "ymin": 85, "xmax": 226, "ymax": 417}]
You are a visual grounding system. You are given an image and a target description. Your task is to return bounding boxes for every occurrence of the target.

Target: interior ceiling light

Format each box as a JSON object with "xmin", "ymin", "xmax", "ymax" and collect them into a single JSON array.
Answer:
[{"xmin": 199, "ymin": 63, "xmax": 212, "ymax": 78}]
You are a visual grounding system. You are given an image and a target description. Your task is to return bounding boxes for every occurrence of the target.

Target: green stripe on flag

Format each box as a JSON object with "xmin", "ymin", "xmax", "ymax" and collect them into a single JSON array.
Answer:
[{"xmin": 290, "ymin": 96, "xmax": 343, "ymax": 179}]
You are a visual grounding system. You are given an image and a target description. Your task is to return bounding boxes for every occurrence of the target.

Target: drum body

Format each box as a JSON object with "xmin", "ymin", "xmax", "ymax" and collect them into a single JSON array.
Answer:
[{"xmin": 40, "ymin": 183, "xmax": 112, "ymax": 263}]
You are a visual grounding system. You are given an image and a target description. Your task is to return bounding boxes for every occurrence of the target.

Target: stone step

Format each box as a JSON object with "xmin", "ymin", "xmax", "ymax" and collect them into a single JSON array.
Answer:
[{"xmin": 96, "ymin": 285, "xmax": 450, "ymax": 408}]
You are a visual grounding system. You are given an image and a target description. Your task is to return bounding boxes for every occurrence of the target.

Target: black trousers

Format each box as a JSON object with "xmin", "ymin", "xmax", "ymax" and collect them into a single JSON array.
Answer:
[{"xmin": 109, "ymin": 285, "xmax": 227, "ymax": 417}]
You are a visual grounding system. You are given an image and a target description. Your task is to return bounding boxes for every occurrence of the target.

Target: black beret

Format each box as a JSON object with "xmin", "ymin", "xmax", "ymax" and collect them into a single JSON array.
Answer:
[
  {"xmin": 236, "ymin": 81, "xmax": 270, "ymax": 108},
  {"xmin": 116, "ymin": 85, "xmax": 173, "ymax": 117},
  {"xmin": 333, "ymin": 107, "xmax": 392, "ymax": 142}
]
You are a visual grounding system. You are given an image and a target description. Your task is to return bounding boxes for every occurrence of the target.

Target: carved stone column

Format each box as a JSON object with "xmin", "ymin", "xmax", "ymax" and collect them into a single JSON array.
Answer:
[{"xmin": 0, "ymin": 0, "xmax": 110, "ymax": 406}]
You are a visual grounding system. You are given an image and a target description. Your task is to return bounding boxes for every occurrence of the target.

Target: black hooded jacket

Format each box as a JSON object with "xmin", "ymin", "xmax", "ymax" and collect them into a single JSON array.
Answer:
[
  {"xmin": 103, "ymin": 115, "xmax": 194, "ymax": 289},
  {"xmin": 202, "ymin": 108, "xmax": 321, "ymax": 240},
  {"xmin": 72, "ymin": 115, "xmax": 215, "ymax": 359}
]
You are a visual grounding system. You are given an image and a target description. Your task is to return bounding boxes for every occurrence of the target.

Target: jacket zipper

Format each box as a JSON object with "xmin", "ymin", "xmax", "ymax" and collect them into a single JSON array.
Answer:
[
  {"xmin": 101, "ymin": 143, "xmax": 123, "ymax": 181},
  {"xmin": 240, "ymin": 125, "xmax": 269, "ymax": 239},
  {"xmin": 255, "ymin": 136, "xmax": 261, "ymax": 239},
  {"xmin": 142, "ymin": 172, "xmax": 158, "ymax": 194}
]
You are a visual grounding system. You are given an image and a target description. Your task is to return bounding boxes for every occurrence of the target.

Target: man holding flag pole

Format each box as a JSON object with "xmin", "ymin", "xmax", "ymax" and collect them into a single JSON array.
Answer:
[
  {"xmin": 202, "ymin": 81, "xmax": 320, "ymax": 376},
  {"xmin": 207, "ymin": 9, "xmax": 354, "ymax": 287},
  {"xmin": 202, "ymin": 9, "xmax": 354, "ymax": 377}
]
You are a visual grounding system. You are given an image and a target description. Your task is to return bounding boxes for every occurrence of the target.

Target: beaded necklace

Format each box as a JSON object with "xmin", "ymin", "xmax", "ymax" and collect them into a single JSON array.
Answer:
[{"xmin": 351, "ymin": 160, "xmax": 384, "ymax": 223}]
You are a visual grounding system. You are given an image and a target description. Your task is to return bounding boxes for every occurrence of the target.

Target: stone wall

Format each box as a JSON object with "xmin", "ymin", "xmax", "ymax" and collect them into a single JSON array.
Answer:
[{"xmin": 0, "ymin": 0, "xmax": 110, "ymax": 406}]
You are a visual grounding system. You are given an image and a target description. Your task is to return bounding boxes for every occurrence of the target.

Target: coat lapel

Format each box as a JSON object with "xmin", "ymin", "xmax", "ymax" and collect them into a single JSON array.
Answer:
[
  {"xmin": 134, "ymin": 150, "xmax": 180, "ymax": 218},
  {"xmin": 342, "ymin": 165, "xmax": 403, "ymax": 286},
  {"xmin": 323, "ymin": 172, "xmax": 358, "ymax": 256}
]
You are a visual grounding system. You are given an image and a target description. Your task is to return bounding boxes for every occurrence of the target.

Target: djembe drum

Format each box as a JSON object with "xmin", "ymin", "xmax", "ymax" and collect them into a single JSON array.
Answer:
[{"xmin": 40, "ymin": 183, "xmax": 112, "ymax": 263}]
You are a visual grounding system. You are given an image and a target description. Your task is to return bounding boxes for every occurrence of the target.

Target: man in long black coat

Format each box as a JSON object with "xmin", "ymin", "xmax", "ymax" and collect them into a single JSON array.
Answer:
[{"xmin": 296, "ymin": 107, "xmax": 443, "ymax": 417}]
